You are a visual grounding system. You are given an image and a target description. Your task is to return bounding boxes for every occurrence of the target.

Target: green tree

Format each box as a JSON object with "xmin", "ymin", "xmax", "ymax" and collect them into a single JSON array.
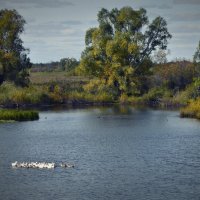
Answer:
[
  {"xmin": 193, "ymin": 41, "xmax": 200, "ymax": 63},
  {"xmin": 0, "ymin": 9, "xmax": 31, "ymax": 86},
  {"xmin": 193, "ymin": 40, "xmax": 200, "ymax": 76},
  {"xmin": 152, "ymin": 61, "xmax": 195, "ymax": 91},
  {"xmin": 60, "ymin": 57, "xmax": 79, "ymax": 71},
  {"xmin": 79, "ymin": 7, "xmax": 171, "ymax": 98}
]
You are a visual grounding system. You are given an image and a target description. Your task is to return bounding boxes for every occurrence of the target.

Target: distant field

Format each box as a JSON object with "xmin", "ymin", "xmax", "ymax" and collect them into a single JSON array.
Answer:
[{"xmin": 30, "ymin": 71, "xmax": 89, "ymax": 85}]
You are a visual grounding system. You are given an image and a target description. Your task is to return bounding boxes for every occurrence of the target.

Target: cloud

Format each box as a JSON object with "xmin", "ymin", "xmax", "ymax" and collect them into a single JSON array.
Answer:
[
  {"xmin": 25, "ymin": 22, "xmax": 65, "ymax": 37},
  {"xmin": 135, "ymin": 2, "xmax": 173, "ymax": 10},
  {"xmin": 61, "ymin": 20, "xmax": 82, "ymax": 26},
  {"xmin": 0, "ymin": 0, "xmax": 74, "ymax": 8},
  {"xmin": 169, "ymin": 12, "xmax": 200, "ymax": 22},
  {"xmin": 138, "ymin": 3, "xmax": 170, "ymax": 9},
  {"xmin": 157, "ymin": 4, "xmax": 173, "ymax": 9},
  {"xmin": 170, "ymin": 24, "xmax": 200, "ymax": 34},
  {"xmin": 173, "ymin": 32, "xmax": 200, "ymax": 38},
  {"xmin": 24, "ymin": 21, "xmax": 83, "ymax": 37},
  {"xmin": 25, "ymin": 18, "xmax": 37, "ymax": 24},
  {"xmin": 88, "ymin": 20, "xmax": 98, "ymax": 25},
  {"xmin": 173, "ymin": 0, "xmax": 200, "ymax": 5}
]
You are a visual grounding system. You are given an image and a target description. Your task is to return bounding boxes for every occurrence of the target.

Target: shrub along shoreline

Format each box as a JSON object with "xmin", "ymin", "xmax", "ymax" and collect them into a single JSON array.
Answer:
[
  {"xmin": 0, "ymin": 80, "xmax": 200, "ymax": 121},
  {"xmin": 0, "ymin": 89, "xmax": 199, "ymax": 121},
  {"xmin": 0, "ymin": 82, "xmax": 186, "ymax": 108},
  {"xmin": 180, "ymin": 98, "xmax": 200, "ymax": 120}
]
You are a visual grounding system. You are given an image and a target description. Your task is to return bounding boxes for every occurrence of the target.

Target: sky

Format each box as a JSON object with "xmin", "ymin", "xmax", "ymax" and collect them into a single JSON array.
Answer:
[{"xmin": 0, "ymin": 0, "xmax": 200, "ymax": 63}]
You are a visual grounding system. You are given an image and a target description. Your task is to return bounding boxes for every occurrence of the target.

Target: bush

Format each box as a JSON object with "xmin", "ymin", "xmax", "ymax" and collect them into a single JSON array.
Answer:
[
  {"xmin": 67, "ymin": 91, "xmax": 113, "ymax": 103},
  {"xmin": 180, "ymin": 98, "xmax": 200, "ymax": 119},
  {"xmin": 0, "ymin": 82, "xmax": 59, "ymax": 106},
  {"xmin": 173, "ymin": 78, "xmax": 200, "ymax": 105},
  {"xmin": 142, "ymin": 87, "xmax": 172, "ymax": 104}
]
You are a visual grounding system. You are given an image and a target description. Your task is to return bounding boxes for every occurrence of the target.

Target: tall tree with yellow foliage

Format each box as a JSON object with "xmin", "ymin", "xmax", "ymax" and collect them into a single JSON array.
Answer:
[{"xmin": 79, "ymin": 7, "xmax": 172, "ymax": 98}]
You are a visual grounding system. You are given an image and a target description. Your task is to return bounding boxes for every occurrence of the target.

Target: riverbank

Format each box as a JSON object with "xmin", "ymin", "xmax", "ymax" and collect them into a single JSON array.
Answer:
[
  {"xmin": 1, "ymin": 80, "xmax": 200, "ymax": 121},
  {"xmin": 0, "ymin": 95, "xmax": 184, "ymax": 110},
  {"xmin": 1, "ymin": 98, "xmax": 200, "ymax": 121},
  {"xmin": 0, "ymin": 81, "xmax": 184, "ymax": 108}
]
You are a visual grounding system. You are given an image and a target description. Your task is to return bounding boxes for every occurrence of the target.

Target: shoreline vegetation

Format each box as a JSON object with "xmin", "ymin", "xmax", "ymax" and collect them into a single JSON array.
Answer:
[
  {"xmin": 0, "ymin": 8, "xmax": 200, "ymax": 120},
  {"xmin": 180, "ymin": 99, "xmax": 200, "ymax": 120},
  {"xmin": 0, "ymin": 72, "xmax": 200, "ymax": 120},
  {"xmin": 0, "ymin": 79, "xmax": 186, "ymax": 108},
  {"xmin": 0, "ymin": 109, "xmax": 39, "ymax": 122},
  {"xmin": 0, "ymin": 73, "xmax": 200, "ymax": 120}
]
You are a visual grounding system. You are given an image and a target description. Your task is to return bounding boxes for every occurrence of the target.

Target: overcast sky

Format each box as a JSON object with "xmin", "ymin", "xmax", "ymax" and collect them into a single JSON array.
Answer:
[{"xmin": 1, "ymin": 0, "xmax": 200, "ymax": 63}]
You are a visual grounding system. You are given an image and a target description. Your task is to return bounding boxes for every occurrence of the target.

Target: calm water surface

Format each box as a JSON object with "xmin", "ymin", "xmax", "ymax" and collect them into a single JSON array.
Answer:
[{"xmin": 0, "ymin": 106, "xmax": 200, "ymax": 200}]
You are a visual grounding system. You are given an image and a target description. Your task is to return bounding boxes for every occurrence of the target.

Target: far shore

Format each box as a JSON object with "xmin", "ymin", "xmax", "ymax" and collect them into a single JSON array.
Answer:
[{"xmin": 0, "ymin": 99, "xmax": 184, "ymax": 110}]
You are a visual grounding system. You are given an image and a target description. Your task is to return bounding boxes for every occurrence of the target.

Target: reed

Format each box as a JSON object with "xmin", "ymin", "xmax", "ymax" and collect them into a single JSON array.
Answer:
[{"xmin": 0, "ymin": 110, "xmax": 39, "ymax": 121}]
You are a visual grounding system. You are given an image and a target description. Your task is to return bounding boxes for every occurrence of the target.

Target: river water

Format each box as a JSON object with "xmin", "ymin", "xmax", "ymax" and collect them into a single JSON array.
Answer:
[{"xmin": 0, "ymin": 106, "xmax": 200, "ymax": 200}]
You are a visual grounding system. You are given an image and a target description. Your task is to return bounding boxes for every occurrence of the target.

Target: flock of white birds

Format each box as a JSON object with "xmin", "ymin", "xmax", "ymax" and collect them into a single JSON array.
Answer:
[{"xmin": 11, "ymin": 161, "xmax": 74, "ymax": 169}]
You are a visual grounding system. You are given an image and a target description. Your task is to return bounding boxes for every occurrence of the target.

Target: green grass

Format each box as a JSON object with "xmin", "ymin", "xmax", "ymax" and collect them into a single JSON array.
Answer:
[
  {"xmin": 30, "ymin": 71, "xmax": 89, "ymax": 85},
  {"xmin": 0, "ymin": 110, "xmax": 39, "ymax": 121}
]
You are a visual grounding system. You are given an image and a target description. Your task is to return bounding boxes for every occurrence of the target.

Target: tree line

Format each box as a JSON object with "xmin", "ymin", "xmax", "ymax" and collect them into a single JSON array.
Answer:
[
  {"xmin": 0, "ymin": 7, "xmax": 200, "ymax": 104},
  {"xmin": 31, "ymin": 58, "xmax": 79, "ymax": 72}
]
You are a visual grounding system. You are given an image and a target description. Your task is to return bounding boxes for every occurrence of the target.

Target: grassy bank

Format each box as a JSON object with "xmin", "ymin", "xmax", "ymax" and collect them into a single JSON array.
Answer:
[
  {"xmin": 180, "ymin": 98, "xmax": 200, "ymax": 119},
  {"xmin": 30, "ymin": 71, "xmax": 89, "ymax": 85},
  {"xmin": 0, "ymin": 80, "xmax": 114, "ymax": 108},
  {"xmin": 0, "ymin": 109, "xmax": 39, "ymax": 121}
]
